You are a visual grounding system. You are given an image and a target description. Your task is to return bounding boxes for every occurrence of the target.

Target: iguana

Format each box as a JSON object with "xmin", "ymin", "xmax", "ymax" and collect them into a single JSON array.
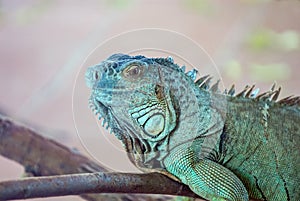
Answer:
[{"xmin": 85, "ymin": 54, "xmax": 300, "ymax": 201}]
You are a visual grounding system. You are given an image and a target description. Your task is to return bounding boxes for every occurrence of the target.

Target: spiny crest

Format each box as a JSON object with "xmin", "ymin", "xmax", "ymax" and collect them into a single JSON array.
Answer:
[
  {"xmin": 195, "ymin": 74, "xmax": 299, "ymax": 107},
  {"xmin": 153, "ymin": 57, "xmax": 180, "ymax": 71},
  {"xmin": 155, "ymin": 56, "xmax": 299, "ymax": 107},
  {"xmin": 222, "ymin": 82, "xmax": 300, "ymax": 107},
  {"xmin": 277, "ymin": 95, "xmax": 300, "ymax": 106},
  {"xmin": 154, "ymin": 56, "xmax": 215, "ymax": 91}
]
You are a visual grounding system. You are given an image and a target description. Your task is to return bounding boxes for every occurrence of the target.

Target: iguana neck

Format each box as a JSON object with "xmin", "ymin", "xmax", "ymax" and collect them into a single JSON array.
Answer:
[{"xmin": 160, "ymin": 68, "xmax": 226, "ymax": 161}]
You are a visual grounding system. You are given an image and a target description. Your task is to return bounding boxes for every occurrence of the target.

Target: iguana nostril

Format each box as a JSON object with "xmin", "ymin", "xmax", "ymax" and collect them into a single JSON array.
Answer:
[{"xmin": 93, "ymin": 71, "xmax": 99, "ymax": 80}]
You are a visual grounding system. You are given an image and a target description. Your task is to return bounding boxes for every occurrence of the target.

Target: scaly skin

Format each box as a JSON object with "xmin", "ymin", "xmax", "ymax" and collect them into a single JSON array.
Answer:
[{"xmin": 85, "ymin": 54, "xmax": 300, "ymax": 201}]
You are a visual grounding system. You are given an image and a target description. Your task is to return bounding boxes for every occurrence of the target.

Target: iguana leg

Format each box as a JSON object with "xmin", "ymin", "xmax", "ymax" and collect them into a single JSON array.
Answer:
[{"xmin": 163, "ymin": 148, "xmax": 248, "ymax": 201}]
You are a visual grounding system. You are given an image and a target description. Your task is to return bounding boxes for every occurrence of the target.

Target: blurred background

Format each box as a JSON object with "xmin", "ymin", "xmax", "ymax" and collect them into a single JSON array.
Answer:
[{"xmin": 0, "ymin": 0, "xmax": 299, "ymax": 200}]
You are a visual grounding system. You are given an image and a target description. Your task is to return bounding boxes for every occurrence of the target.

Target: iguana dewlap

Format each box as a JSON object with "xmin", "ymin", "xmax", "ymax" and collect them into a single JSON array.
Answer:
[{"xmin": 85, "ymin": 54, "xmax": 300, "ymax": 201}]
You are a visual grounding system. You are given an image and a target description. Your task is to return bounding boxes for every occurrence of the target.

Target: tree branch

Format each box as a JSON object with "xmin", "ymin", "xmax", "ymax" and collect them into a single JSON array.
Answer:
[
  {"xmin": 0, "ymin": 172, "xmax": 199, "ymax": 200},
  {"xmin": 0, "ymin": 114, "xmax": 200, "ymax": 201}
]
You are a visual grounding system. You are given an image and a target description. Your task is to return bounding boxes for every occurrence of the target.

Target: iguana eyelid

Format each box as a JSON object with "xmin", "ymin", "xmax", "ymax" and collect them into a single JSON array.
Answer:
[{"xmin": 122, "ymin": 61, "xmax": 147, "ymax": 79}]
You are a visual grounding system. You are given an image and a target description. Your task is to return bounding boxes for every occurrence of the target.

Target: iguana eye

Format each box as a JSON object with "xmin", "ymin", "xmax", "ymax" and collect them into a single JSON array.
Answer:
[{"xmin": 123, "ymin": 64, "xmax": 143, "ymax": 79}]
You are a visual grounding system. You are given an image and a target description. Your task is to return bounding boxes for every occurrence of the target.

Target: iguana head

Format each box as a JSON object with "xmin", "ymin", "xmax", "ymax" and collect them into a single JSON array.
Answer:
[{"xmin": 86, "ymin": 53, "xmax": 224, "ymax": 170}]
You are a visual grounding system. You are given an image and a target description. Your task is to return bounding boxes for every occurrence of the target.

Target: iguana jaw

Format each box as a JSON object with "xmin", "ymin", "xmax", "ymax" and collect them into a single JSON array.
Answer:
[{"xmin": 88, "ymin": 84, "xmax": 179, "ymax": 172}]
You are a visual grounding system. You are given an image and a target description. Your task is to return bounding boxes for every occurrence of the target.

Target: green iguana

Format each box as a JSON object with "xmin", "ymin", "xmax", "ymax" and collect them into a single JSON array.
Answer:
[{"xmin": 85, "ymin": 54, "xmax": 300, "ymax": 201}]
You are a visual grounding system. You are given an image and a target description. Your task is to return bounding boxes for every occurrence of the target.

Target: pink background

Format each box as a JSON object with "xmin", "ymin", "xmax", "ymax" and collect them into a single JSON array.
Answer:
[{"xmin": 0, "ymin": 1, "xmax": 299, "ymax": 200}]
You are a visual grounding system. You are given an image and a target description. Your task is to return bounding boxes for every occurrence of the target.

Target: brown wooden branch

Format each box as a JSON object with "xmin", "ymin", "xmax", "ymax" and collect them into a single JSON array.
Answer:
[
  {"xmin": 0, "ymin": 172, "xmax": 199, "ymax": 200},
  {"xmin": 0, "ymin": 114, "xmax": 200, "ymax": 201}
]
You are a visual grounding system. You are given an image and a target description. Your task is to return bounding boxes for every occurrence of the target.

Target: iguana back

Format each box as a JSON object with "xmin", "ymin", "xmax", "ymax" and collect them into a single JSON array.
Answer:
[{"xmin": 221, "ymin": 96, "xmax": 300, "ymax": 200}]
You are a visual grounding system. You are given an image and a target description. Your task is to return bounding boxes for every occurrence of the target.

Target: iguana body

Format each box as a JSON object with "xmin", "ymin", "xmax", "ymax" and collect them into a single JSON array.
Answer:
[{"xmin": 85, "ymin": 54, "xmax": 300, "ymax": 201}]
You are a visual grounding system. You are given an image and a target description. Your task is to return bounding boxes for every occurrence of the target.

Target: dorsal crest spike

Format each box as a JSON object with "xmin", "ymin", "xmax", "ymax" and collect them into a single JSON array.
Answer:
[
  {"xmin": 228, "ymin": 84, "xmax": 235, "ymax": 96},
  {"xmin": 210, "ymin": 80, "xmax": 220, "ymax": 93},
  {"xmin": 245, "ymin": 85, "xmax": 256, "ymax": 98},
  {"xmin": 200, "ymin": 77, "xmax": 212, "ymax": 90},
  {"xmin": 167, "ymin": 56, "xmax": 174, "ymax": 63},
  {"xmin": 236, "ymin": 85, "xmax": 251, "ymax": 97},
  {"xmin": 186, "ymin": 69, "xmax": 198, "ymax": 81},
  {"xmin": 180, "ymin": 65, "xmax": 186, "ymax": 72},
  {"xmin": 250, "ymin": 88, "xmax": 260, "ymax": 98},
  {"xmin": 195, "ymin": 75, "xmax": 210, "ymax": 86},
  {"xmin": 268, "ymin": 90, "xmax": 280, "ymax": 101},
  {"xmin": 271, "ymin": 82, "xmax": 276, "ymax": 91},
  {"xmin": 255, "ymin": 91, "xmax": 269, "ymax": 100},
  {"xmin": 261, "ymin": 92, "xmax": 274, "ymax": 101},
  {"xmin": 272, "ymin": 86, "xmax": 281, "ymax": 101}
]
